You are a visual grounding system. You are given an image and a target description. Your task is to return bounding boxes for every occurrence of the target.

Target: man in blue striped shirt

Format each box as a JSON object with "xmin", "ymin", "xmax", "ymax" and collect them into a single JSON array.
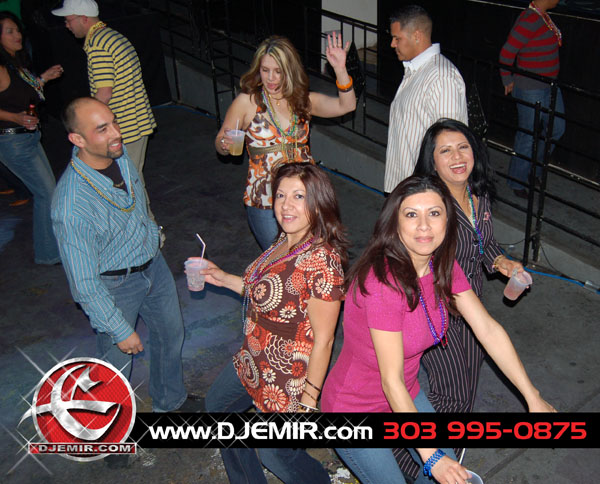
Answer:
[{"xmin": 51, "ymin": 97, "xmax": 194, "ymax": 414}]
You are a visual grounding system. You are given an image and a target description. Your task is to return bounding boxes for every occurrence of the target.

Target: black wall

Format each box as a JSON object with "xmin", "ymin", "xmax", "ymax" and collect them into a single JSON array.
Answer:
[{"xmin": 376, "ymin": 0, "xmax": 600, "ymax": 178}]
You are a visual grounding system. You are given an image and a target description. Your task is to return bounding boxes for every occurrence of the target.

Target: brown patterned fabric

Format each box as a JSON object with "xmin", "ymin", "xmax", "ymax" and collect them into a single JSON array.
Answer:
[
  {"xmin": 243, "ymin": 106, "xmax": 313, "ymax": 209},
  {"xmin": 233, "ymin": 239, "xmax": 344, "ymax": 412}
]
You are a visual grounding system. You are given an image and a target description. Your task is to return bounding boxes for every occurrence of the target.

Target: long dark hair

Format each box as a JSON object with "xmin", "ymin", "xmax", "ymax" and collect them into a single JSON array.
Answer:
[
  {"xmin": 414, "ymin": 118, "xmax": 495, "ymax": 198},
  {"xmin": 0, "ymin": 11, "xmax": 31, "ymax": 69},
  {"xmin": 272, "ymin": 163, "xmax": 349, "ymax": 268},
  {"xmin": 240, "ymin": 35, "xmax": 311, "ymax": 122},
  {"xmin": 346, "ymin": 174, "xmax": 457, "ymax": 312}
]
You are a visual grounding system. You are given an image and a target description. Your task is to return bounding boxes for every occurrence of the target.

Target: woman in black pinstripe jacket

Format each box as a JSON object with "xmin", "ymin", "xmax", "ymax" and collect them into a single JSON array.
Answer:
[{"xmin": 395, "ymin": 119, "xmax": 528, "ymax": 478}]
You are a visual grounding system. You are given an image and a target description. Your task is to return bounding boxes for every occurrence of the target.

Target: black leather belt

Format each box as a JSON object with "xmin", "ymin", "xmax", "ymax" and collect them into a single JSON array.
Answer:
[
  {"xmin": 0, "ymin": 126, "xmax": 34, "ymax": 135},
  {"xmin": 100, "ymin": 258, "xmax": 153, "ymax": 276}
]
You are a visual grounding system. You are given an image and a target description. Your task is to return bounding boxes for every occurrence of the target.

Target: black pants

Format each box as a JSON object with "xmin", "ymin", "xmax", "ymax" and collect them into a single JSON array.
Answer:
[{"xmin": 394, "ymin": 315, "xmax": 485, "ymax": 477}]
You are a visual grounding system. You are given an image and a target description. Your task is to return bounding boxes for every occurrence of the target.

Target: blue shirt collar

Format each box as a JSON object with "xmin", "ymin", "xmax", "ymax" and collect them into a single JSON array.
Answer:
[{"xmin": 70, "ymin": 145, "xmax": 133, "ymax": 195}]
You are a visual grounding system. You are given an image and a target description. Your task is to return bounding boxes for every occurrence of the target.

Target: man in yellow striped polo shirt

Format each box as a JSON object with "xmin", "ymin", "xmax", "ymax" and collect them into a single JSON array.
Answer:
[{"xmin": 52, "ymin": 0, "xmax": 157, "ymax": 219}]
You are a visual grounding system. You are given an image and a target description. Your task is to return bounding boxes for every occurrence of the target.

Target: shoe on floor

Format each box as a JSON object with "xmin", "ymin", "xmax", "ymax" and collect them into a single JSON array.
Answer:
[
  {"xmin": 0, "ymin": 188, "xmax": 15, "ymax": 195},
  {"xmin": 105, "ymin": 454, "xmax": 130, "ymax": 469},
  {"xmin": 9, "ymin": 198, "xmax": 30, "ymax": 207},
  {"xmin": 513, "ymin": 188, "xmax": 528, "ymax": 199},
  {"xmin": 175, "ymin": 394, "xmax": 205, "ymax": 413}
]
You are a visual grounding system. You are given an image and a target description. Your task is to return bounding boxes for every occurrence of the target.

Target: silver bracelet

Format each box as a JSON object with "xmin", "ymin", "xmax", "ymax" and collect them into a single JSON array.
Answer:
[{"xmin": 298, "ymin": 402, "xmax": 318, "ymax": 412}]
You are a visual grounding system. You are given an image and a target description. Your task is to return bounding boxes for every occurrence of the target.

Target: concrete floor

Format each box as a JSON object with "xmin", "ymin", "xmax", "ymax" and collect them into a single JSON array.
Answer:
[{"xmin": 1, "ymin": 105, "xmax": 598, "ymax": 483}]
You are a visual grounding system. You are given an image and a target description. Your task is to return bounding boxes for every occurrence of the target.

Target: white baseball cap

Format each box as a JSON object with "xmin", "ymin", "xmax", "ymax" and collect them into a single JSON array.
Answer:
[{"xmin": 51, "ymin": 0, "xmax": 99, "ymax": 17}]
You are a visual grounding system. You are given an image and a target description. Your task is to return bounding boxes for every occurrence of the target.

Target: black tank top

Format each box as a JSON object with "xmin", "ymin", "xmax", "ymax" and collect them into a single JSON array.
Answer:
[{"xmin": 0, "ymin": 67, "xmax": 38, "ymax": 129}]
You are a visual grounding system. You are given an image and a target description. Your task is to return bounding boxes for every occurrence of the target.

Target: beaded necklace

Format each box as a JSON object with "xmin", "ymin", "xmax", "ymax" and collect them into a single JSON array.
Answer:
[
  {"xmin": 11, "ymin": 66, "xmax": 45, "ymax": 101},
  {"xmin": 242, "ymin": 234, "xmax": 314, "ymax": 331},
  {"xmin": 529, "ymin": 1, "xmax": 562, "ymax": 47},
  {"xmin": 466, "ymin": 185, "xmax": 484, "ymax": 255},
  {"xmin": 418, "ymin": 259, "xmax": 448, "ymax": 347},
  {"xmin": 84, "ymin": 21, "xmax": 108, "ymax": 49},
  {"xmin": 262, "ymin": 89, "xmax": 298, "ymax": 161},
  {"xmin": 70, "ymin": 160, "xmax": 136, "ymax": 212}
]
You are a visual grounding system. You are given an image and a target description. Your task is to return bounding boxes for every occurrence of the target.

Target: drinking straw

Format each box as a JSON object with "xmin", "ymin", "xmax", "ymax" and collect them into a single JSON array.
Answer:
[{"xmin": 195, "ymin": 233, "xmax": 206, "ymax": 260}]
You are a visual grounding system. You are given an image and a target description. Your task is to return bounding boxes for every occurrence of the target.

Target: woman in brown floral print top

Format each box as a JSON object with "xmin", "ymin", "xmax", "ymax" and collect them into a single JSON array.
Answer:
[{"xmin": 203, "ymin": 163, "xmax": 348, "ymax": 484}]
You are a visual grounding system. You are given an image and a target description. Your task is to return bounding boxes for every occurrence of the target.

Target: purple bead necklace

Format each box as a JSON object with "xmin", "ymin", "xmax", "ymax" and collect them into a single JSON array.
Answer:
[{"xmin": 418, "ymin": 259, "xmax": 448, "ymax": 347}]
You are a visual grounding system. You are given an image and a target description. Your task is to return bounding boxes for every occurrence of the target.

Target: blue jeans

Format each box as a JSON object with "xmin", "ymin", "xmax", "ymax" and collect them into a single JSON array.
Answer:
[
  {"xmin": 97, "ymin": 252, "xmax": 187, "ymax": 412},
  {"xmin": 335, "ymin": 391, "xmax": 457, "ymax": 484},
  {"xmin": 206, "ymin": 361, "xmax": 331, "ymax": 484},
  {"xmin": 246, "ymin": 206, "xmax": 279, "ymax": 251},
  {"xmin": 0, "ymin": 130, "xmax": 59, "ymax": 263},
  {"xmin": 508, "ymin": 86, "xmax": 565, "ymax": 189},
  {"xmin": 0, "ymin": 159, "xmax": 30, "ymax": 198}
]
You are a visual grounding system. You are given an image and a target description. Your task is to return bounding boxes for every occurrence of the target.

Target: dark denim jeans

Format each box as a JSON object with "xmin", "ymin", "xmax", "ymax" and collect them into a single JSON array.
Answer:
[
  {"xmin": 335, "ymin": 391, "xmax": 457, "ymax": 484},
  {"xmin": 246, "ymin": 206, "xmax": 279, "ymax": 251},
  {"xmin": 97, "ymin": 252, "xmax": 187, "ymax": 412},
  {"xmin": 0, "ymin": 130, "xmax": 59, "ymax": 263},
  {"xmin": 206, "ymin": 361, "xmax": 331, "ymax": 484},
  {"xmin": 508, "ymin": 86, "xmax": 565, "ymax": 189}
]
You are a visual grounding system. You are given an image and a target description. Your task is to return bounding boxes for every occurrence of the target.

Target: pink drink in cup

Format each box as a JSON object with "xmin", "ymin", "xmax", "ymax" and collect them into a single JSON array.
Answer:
[
  {"xmin": 227, "ymin": 129, "xmax": 245, "ymax": 156},
  {"xmin": 184, "ymin": 257, "xmax": 208, "ymax": 291},
  {"xmin": 503, "ymin": 269, "xmax": 533, "ymax": 300},
  {"xmin": 465, "ymin": 470, "xmax": 484, "ymax": 484}
]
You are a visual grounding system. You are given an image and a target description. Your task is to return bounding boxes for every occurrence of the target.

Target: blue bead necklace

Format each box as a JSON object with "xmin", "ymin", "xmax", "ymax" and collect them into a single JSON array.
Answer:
[
  {"xmin": 466, "ymin": 185, "xmax": 484, "ymax": 255},
  {"xmin": 418, "ymin": 259, "xmax": 448, "ymax": 347}
]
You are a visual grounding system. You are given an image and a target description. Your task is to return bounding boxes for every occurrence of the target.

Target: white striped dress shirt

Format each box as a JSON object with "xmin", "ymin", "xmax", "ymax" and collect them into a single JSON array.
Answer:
[
  {"xmin": 384, "ymin": 44, "xmax": 468, "ymax": 193},
  {"xmin": 51, "ymin": 146, "xmax": 159, "ymax": 343}
]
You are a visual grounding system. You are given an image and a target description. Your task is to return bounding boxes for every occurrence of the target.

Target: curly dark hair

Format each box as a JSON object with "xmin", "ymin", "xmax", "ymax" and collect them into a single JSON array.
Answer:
[{"xmin": 413, "ymin": 118, "xmax": 496, "ymax": 199}]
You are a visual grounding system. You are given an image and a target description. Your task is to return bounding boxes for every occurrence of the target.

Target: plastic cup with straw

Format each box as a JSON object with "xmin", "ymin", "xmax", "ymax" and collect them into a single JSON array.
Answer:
[
  {"xmin": 227, "ymin": 119, "xmax": 245, "ymax": 156},
  {"xmin": 184, "ymin": 234, "xmax": 207, "ymax": 291}
]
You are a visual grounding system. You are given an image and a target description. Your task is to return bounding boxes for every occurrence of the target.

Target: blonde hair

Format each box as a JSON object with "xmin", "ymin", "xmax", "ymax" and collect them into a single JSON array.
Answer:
[{"xmin": 240, "ymin": 36, "xmax": 311, "ymax": 121}]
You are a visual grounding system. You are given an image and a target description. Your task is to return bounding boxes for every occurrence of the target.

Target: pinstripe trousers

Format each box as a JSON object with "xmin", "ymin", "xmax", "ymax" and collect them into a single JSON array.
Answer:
[{"xmin": 394, "ymin": 194, "xmax": 502, "ymax": 477}]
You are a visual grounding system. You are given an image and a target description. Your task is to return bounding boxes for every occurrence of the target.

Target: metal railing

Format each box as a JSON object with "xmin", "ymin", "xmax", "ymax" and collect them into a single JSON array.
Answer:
[{"xmin": 129, "ymin": 0, "xmax": 600, "ymax": 273}]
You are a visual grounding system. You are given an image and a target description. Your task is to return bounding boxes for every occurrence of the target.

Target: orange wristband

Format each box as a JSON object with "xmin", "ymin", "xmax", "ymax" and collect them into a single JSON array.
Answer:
[{"xmin": 336, "ymin": 76, "xmax": 353, "ymax": 92}]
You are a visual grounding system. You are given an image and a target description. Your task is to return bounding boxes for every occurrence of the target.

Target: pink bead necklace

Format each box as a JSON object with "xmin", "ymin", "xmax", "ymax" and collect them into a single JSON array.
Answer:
[{"xmin": 529, "ymin": 1, "xmax": 562, "ymax": 47}]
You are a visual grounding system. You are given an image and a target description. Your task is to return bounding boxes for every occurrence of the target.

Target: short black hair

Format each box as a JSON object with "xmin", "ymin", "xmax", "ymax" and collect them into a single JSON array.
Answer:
[
  {"xmin": 389, "ymin": 4, "xmax": 432, "ymax": 37},
  {"xmin": 62, "ymin": 96, "xmax": 96, "ymax": 134}
]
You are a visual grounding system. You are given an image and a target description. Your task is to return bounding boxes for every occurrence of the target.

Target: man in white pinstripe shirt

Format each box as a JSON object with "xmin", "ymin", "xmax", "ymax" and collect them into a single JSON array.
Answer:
[{"xmin": 384, "ymin": 5, "xmax": 468, "ymax": 193}]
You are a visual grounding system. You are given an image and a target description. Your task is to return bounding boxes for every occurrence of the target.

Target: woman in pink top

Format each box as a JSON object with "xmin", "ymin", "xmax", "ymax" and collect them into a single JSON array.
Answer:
[{"xmin": 321, "ymin": 175, "xmax": 555, "ymax": 484}]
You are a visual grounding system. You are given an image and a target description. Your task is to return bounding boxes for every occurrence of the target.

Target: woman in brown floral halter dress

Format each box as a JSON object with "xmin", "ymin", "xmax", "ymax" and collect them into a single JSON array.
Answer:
[
  {"xmin": 203, "ymin": 163, "xmax": 348, "ymax": 484},
  {"xmin": 215, "ymin": 34, "xmax": 356, "ymax": 250}
]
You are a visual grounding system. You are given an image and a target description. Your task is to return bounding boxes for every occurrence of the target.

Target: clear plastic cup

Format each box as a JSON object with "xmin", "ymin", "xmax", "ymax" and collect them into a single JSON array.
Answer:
[
  {"xmin": 503, "ymin": 269, "xmax": 533, "ymax": 301},
  {"xmin": 465, "ymin": 470, "xmax": 484, "ymax": 484},
  {"xmin": 226, "ymin": 129, "xmax": 245, "ymax": 156},
  {"xmin": 184, "ymin": 257, "xmax": 208, "ymax": 291}
]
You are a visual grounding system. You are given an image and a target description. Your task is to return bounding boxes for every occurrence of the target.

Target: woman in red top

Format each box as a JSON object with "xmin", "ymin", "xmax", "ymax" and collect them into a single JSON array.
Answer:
[{"xmin": 203, "ymin": 162, "xmax": 348, "ymax": 484}]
